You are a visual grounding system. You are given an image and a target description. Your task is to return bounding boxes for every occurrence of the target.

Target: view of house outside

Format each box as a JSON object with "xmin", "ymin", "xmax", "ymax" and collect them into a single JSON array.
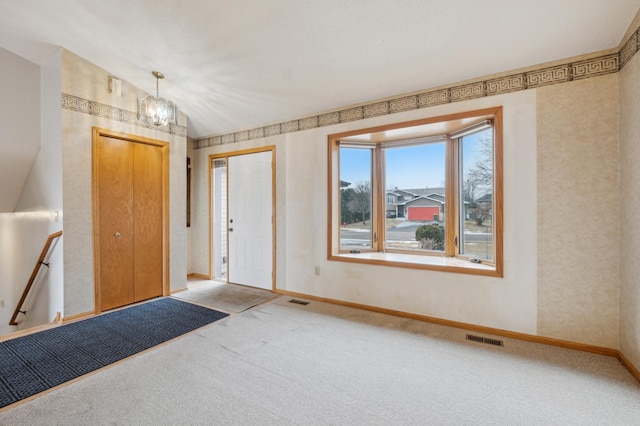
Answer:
[{"xmin": 339, "ymin": 127, "xmax": 493, "ymax": 260}]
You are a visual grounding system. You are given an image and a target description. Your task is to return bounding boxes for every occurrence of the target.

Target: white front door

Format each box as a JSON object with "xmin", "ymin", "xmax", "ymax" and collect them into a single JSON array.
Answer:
[{"xmin": 228, "ymin": 151, "xmax": 273, "ymax": 289}]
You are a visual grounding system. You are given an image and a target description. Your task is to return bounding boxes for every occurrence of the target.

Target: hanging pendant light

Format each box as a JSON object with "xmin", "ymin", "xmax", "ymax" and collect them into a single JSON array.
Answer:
[{"xmin": 137, "ymin": 71, "xmax": 177, "ymax": 126}]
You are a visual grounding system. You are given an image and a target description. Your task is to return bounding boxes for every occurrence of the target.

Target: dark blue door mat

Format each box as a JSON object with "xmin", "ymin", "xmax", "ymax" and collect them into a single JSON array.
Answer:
[{"xmin": 0, "ymin": 297, "xmax": 228, "ymax": 409}]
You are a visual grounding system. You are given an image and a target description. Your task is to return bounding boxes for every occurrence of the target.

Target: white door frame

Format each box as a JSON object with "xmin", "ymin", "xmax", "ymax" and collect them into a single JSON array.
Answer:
[{"xmin": 209, "ymin": 146, "xmax": 275, "ymax": 290}]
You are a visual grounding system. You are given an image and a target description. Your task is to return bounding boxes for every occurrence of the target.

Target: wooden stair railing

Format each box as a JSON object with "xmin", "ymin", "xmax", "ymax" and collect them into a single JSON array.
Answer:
[{"xmin": 10, "ymin": 230, "xmax": 63, "ymax": 326}]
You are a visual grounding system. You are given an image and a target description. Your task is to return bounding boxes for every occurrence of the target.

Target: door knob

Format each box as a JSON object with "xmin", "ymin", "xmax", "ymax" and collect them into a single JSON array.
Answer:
[{"xmin": 115, "ymin": 232, "xmax": 122, "ymax": 238}]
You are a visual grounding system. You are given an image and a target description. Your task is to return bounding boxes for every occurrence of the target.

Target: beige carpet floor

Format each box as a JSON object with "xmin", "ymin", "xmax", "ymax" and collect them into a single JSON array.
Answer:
[{"xmin": 0, "ymin": 296, "xmax": 638, "ymax": 425}]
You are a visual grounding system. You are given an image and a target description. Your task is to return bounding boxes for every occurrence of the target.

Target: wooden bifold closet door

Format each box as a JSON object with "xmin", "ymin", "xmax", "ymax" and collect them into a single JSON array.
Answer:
[{"xmin": 93, "ymin": 129, "xmax": 168, "ymax": 312}]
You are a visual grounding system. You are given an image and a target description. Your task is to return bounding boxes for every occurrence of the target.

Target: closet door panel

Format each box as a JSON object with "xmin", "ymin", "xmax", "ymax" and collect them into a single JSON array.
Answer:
[
  {"xmin": 132, "ymin": 142, "xmax": 164, "ymax": 302},
  {"xmin": 97, "ymin": 136, "xmax": 135, "ymax": 311}
]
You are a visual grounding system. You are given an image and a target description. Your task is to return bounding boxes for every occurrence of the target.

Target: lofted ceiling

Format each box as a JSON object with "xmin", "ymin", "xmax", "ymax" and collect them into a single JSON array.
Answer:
[{"xmin": 0, "ymin": 0, "xmax": 639, "ymax": 141}]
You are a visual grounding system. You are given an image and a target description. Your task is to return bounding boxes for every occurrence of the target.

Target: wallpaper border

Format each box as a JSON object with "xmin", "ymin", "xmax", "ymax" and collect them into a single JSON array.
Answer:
[
  {"xmin": 61, "ymin": 93, "xmax": 188, "ymax": 137},
  {"xmin": 194, "ymin": 25, "xmax": 640, "ymax": 149}
]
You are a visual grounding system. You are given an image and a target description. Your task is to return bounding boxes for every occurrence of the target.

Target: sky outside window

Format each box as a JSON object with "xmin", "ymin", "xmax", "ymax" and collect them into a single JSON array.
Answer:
[
  {"xmin": 340, "ymin": 135, "xmax": 488, "ymax": 190},
  {"xmin": 384, "ymin": 143, "xmax": 445, "ymax": 190}
]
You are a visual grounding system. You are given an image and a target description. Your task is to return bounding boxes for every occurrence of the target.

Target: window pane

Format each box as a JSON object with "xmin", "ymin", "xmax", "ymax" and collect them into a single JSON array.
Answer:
[
  {"xmin": 460, "ymin": 128, "xmax": 494, "ymax": 261},
  {"xmin": 339, "ymin": 147, "xmax": 373, "ymax": 251},
  {"xmin": 212, "ymin": 159, "xmax": 227, "ymax": 280},
  {"xmin": 384, "ymin": 142, "xmax": 445, "ymax": 253}
]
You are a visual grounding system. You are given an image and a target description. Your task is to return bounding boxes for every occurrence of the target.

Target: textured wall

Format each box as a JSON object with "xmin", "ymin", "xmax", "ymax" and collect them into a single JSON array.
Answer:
[
  {"xmin": 537, "ymin": 74, "xmax": 620, "ymax": 348},
  {"xmin": 193, "ymin": 71, "xmax": 626, "ymax": 348},
  {"xmin": 189, "ymin": 14, "xmax": 640, "ymax": 351},
  {"xmin": 619, "ymin": 53, "xmax": 640, "ymax": 370},
  {"xmin": 61, "ymin": 50, "xmax": 188, "ymax": 317},
  {"xmin": 192, "ymin": 90, "xmax": 539, "ymax": 335},
  {"xmin": 187, "ymin": 137, "xmax": 194, "ymax": 275}
]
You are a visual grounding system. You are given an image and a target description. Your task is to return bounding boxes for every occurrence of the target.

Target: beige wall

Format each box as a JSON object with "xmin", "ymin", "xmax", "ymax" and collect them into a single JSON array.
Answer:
[
  {"xmin": 191, "ymin": 58, "xmax": 631, "ymax": 351},
  {"xmin": 619, "ymin": 52, "xmax": 640, "ymax": 371},
  {"xmin": 193, "ymin": 90, "xmax": 540, "ymax": 335},
  {"xmin": 187, "ymin": 137, "xmax": 194, "ymax": 274},
  {"xmin": 61, "ymin": 50, "xmax": 188, "ymax": 317},
  {"xmin": 186, "ymin": 12, "xmax": 640, "ymax": 368},
  {"xmin": 537, "ymin": 74, "xmax": 620, "ymax": 348}
]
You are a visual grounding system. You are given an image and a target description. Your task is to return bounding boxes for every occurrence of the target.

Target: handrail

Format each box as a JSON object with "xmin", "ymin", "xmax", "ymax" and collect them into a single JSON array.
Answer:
[{"xmin": 10, "ymin": 230, "xmax": 63, "ymax": 326}]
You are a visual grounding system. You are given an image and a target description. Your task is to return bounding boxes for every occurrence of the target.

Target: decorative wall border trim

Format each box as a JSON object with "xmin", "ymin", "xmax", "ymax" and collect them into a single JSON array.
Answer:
[
  {"xmin": 61, "ymin": 93, "xmax": 187, "ymax": 137},
  {"xmin": 192, "ymin": 24, "xmax": 640, "ymax": 149}
]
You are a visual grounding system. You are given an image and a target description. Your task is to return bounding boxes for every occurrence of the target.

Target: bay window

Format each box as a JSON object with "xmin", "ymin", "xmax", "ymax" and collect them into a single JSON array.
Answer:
[{"xmin": 328, "ymin": 107, "xmax": 503, "ymax": 276}]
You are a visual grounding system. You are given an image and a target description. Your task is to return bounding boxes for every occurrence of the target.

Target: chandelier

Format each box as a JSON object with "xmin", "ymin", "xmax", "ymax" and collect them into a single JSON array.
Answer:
[{"xmin": 137, "ymin": 71, "xmax": 177, "ymax": 126}]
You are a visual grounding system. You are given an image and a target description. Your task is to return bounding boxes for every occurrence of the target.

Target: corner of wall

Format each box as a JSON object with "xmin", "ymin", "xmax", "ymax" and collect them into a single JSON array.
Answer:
[
  {"xmin": 0, "ymin": 47, "xmax": 65, "ymax": 336},
  {"xmin": 618, "ymin": 51, "xmax": 640, "ymax": 376}
]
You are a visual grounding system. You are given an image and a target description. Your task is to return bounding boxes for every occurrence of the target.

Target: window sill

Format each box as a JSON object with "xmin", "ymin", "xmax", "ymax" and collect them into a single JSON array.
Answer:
[{"xmin": 330, "ymin": 251, "xmax": 501, "ymax": 277}]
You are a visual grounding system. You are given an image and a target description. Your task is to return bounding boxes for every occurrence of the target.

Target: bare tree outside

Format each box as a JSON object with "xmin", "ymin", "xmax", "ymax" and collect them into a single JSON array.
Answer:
[
  {"xmin": 463, "ymin": 178, "xmax": 477, "ymax": 206},
  {"xmin": 467, "ymin": 136, "xmax": 493, "ymax": 193},
  {"xmin": 347, "ymin": 181, "xmax": 371, "ymax": 225},
  {"xmin": 464, "ymin": 133, "xmax": 493, "ymax": 226},
  {"xmin": 461, "ymin": 129, "xmax": 494, "ymax": 260}
]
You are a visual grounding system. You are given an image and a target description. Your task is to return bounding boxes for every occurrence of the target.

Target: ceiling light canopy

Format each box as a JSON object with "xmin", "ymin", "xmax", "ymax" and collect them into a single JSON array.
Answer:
[{"xmin": 137, "ymin": 71, "xmax": 177, "ymax": 127}]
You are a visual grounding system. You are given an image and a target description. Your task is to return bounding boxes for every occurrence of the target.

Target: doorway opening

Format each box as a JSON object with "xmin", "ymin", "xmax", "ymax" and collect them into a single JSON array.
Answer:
[{"xmin": 209, "ymin": 147, "xmax": 275, "ymax": 290}]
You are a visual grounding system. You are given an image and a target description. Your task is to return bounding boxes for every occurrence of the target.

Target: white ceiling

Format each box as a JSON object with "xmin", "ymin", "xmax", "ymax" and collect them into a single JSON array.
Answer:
[{"xmin": 0, "ymin": 0, "xmax": 639, "ymax": 140}]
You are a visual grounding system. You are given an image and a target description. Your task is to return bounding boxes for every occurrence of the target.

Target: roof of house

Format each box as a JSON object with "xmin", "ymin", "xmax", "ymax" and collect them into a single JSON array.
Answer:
[
  {"xmin": 476, "ymin": 193, "xmax": 492, "ymax": 202},
  {"xmin": 403, "ymin": 188, "xmax": 445, "ymax": 196},
  {"xmin": 398, "ymin": 195, "xmax": 445, "ymax": 206},
  {"xmin": 387, "ymin": 187, "xmax": 445, "ymax": 198}
]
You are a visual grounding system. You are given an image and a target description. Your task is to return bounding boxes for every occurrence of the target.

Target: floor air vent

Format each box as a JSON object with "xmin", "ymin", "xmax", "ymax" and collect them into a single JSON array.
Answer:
[
  {"xmin": 288, "ymin": 299, "xmax": 310, "ymax": 305},
  {"xmin": 465, "ymin": 334, "xmax": 504, "ymax": 347}
]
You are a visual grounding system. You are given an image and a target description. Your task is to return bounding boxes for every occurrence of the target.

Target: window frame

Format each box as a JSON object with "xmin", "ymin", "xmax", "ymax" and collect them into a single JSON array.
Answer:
[{"xmin": 327, "ymin": 107, "xmax": 503, "ymax": 277}]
